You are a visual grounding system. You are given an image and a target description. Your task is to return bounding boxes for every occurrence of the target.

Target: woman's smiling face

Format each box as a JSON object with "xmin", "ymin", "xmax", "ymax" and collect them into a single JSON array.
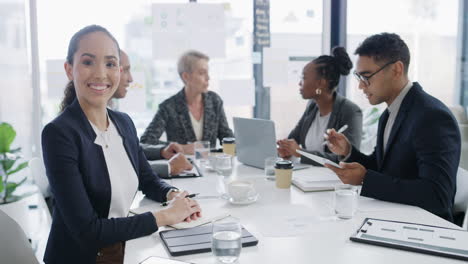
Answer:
[{"xmin": 65, "ymin": 31, "xmax": 120, "ymax": 108}]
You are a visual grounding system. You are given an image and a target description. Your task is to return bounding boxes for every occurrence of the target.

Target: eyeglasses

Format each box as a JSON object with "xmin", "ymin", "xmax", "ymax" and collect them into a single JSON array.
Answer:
[{"xmin": 353, "ymin": 61, "xmax": 396, "ymax": 86}]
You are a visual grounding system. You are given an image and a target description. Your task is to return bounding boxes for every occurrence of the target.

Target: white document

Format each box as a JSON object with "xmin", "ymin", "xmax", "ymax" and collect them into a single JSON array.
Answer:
[
  {"xmin": 296, "ymin": 149, "xmax": 342, "ymax": 168},
  {"xmin": 292, "ymin": 167, "xmax": 340, "ymax": 192}
]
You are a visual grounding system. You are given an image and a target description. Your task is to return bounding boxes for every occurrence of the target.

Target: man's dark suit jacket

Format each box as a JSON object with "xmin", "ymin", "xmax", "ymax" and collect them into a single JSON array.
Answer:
[
  {"xmin": 140, "ymin": 89, "xmax": 234, "ymax": 147},
  {"xmin": 348, "ymin": 82, "xmax": 461, "ymax": 221},
  {"xmin": 41, "ymin": 99, "xmax": 173, "ymax": 263},
  {"xmin": 289, "ymin": 92, "xmax": 363, "ymax": 164}
]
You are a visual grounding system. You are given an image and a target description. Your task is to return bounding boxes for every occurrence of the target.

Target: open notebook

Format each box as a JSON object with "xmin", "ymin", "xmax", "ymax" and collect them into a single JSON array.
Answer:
[
  {"xmin": 130, "ymin": 202, "xmax": 229, "ymax": 229},
  {"xmin": 292, "ymin": 167, "xmax": 341, "ymax": 192},
  {"xmin": 139, "ymin": 256, "xmax": 194, "ymax": 264}
]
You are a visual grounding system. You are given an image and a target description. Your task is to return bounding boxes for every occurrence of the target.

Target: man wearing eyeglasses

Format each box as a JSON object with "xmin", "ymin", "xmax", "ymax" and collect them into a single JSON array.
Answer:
[{"xmin": 325, "ymin": 33, "xmax": 460, "ymax": 222}]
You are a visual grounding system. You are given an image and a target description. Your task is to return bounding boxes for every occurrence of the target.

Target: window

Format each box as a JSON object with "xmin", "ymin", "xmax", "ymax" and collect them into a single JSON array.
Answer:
[
  {"xmin": 37, "ymin": 0, "xmax": 253, "ymax": 141},
  {"xmin": 0, "ymin": 0, "xmax": 32, "ymax": 160},
  {"xmin": 346, "ymin": 0, "xmax": 460, "ymax": 153},
  {"xmin": 347, "ymin": 0, "xmax": 460, "ymax": 108},
  {"xmin": 268, "ymin": 0, "xmax": 323, "ymax": 139}
]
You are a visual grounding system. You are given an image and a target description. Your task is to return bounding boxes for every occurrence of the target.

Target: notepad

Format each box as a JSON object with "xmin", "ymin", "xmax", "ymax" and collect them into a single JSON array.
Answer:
[
  {"xmin": 139, "ymin": 256, "xmax": 194, "ymax": 264},
  {"xmin": 170, "ymin": 213, "xmax": 230, "ymax": 229},
  {"xmin": 130, "ymin": 202, "xmax": 229, "ymax": 229},
  {"xmin": 350, "ymin": 218, "xmax": 468, "ymax": 261},
  {"xmin": 292, "ymin": 167, "xmax": 341, "ymax": 192}
]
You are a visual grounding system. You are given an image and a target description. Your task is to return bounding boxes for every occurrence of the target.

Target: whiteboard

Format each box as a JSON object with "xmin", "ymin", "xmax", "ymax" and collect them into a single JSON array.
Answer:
[{"xmin": 152, "ymin": 3, "xmax": 226, "ymax": 60}]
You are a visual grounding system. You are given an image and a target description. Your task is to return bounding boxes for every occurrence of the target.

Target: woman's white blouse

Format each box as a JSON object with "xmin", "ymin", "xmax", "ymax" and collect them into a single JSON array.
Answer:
[
  {"xmin": 189, "ymin": 111, "xmax": 204, "ymax": 141},
  {"xmin": 304, "ymin": 111, "xmax": 331, "ymax": 154},
  {"xmin": 90, "ymin": 117, "xmax": 139, "ymax": 218}
]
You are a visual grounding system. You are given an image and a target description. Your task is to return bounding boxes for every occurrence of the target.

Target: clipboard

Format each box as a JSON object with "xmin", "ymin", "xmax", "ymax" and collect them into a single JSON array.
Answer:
[
  {"xmin": 159, "ymin": 224, "xmax": 259, "ymax": 256},
  {"xmin": 350, "ymin": 218, "xmax": 468, "ymax": 261}
]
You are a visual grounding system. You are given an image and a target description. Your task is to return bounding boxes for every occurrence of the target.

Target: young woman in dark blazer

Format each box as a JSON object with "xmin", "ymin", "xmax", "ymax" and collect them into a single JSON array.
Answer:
[
  {"xmin": 41, "ymin": 25, "xmax": 201, "ymax": 264},
  {"xmin": 277, "ymin": 47, "xmax": 363, "ymax": 165}
]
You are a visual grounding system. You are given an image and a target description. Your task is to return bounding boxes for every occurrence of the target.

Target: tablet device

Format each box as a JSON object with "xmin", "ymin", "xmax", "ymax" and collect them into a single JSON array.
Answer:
[
  {"xmin": 296, "ymin": 149, "xmax": 342, "ymax": 168},
  {"xmin": 156, "ymin": 159, "xmax": 203, "ymax": 179},
  {"xmin": 159, "ymin": 224, "xmax": 258, "ymax": 256}
]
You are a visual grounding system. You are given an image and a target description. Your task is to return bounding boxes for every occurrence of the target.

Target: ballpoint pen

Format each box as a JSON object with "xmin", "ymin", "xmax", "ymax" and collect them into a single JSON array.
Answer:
[
  {"xmin": 162, "ymin": 193, "xmax": 199, "ymax": 206},
  {"xmin": 322, "ymin": 124, "xmax": 348, "ymax": 145}
]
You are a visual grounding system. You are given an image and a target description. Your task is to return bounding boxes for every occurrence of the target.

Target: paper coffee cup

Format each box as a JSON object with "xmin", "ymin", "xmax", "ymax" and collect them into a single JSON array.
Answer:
[
  {"xmin": 275, "ymin": 160, "xmax": 293, "ymax": 189},
  {"xmin": 223, "ymin": 137, "xmax": 236, "ymax": 156}
]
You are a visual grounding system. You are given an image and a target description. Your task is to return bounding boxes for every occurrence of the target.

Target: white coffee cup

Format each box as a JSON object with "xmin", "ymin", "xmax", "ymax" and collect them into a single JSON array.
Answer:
[{"xmin": 227, "ymin": 180, "xmax": 256, "ymax": 202}]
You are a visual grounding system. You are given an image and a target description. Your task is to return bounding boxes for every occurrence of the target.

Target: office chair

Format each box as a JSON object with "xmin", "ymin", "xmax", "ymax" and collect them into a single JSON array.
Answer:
[
  {"xmin": 448, "ymin": 106, "xmax": 468, "ymax": 170},
  {"xmin": 454, "ymin": 167, "xmax": 468, "ymax": 228},
  {"xmin": 0, "ymin": 209, "xmax": 40, "ymax": 264},
  {"xmin": 463, "ymin": 205, "xmax": 468, "ymax": 231}
]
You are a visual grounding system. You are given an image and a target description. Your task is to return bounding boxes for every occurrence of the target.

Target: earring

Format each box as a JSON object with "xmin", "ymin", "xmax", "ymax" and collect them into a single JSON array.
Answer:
[{"xmin": 315, "ymin": 88, "xmax": 322, "ymax": 95}]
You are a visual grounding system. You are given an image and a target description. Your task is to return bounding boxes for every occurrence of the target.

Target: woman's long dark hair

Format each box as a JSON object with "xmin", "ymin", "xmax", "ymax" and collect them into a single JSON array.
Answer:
[
  {"xmin": 313, "ymin": 46, "xmax": 353, "ymax": 91},
  {"xmin": 59, "ymin": 25, "xmax": 120, "ymax": 112}
]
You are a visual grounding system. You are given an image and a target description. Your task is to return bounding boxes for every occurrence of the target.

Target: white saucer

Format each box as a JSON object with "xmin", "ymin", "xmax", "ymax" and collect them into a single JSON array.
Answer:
[{"xmin": 228, "ymin": 193, "xmax": 260, "ymax": 205}]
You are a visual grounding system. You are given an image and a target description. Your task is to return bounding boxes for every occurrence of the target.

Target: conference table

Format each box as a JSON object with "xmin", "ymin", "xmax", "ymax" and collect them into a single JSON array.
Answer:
[{"xmin": 125, "ymin": 161, "xmax": 465, "ymax": 264}]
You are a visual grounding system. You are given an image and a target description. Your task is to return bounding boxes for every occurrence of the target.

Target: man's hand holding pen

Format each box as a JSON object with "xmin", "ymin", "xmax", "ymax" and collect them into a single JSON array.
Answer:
[
  {"xmin": 324, "ymin": 126, "xmax": 351, "ymax": 157},
  {"xmin": 324, "ymin": 125, "xmax": 366, "ymax": 185}
]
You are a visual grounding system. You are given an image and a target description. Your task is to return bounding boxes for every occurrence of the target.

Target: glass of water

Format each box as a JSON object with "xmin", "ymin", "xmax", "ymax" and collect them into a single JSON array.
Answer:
[
  {"xmin": 194, "ymin": 141, "xmax": 210, "ymax": 169},
  {"xmin": 264, "ymin": 157, "xmax": 279, "ymax": 180},
  {"xmin": 334, "ymin": 184, "xmax": 358, "ymax": 219},
  {"xmin": 212, "ymin": 216, "xmax": 242, "ymax": 264},
  {"xmin": 215, "ymin": 154, "xmax": 233, "ymax": 177}
]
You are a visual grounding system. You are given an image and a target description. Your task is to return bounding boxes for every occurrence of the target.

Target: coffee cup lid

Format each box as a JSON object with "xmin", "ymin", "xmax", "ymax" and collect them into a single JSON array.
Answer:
[
  {"xmin": 275, "ymin": 160, "xmax": 293, "ymax": 169},
  {"xmin": 223, "ymin": 137, "xmax": 235, "ymax": 143}
]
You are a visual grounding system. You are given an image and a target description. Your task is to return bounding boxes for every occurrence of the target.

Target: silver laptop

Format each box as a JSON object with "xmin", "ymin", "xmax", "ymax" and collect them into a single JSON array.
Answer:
[{"xmin": 233, "ymin": 117, "xmax": 309, "ymax": 170}]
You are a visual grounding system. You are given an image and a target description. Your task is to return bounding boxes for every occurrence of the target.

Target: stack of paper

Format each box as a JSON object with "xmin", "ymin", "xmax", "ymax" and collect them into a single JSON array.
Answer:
[{"xmin": 292, "ymin": 167, "xmax": 341, "ymax": 192}]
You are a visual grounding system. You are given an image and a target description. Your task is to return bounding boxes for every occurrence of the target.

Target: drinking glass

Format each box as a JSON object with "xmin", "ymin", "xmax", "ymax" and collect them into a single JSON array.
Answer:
[
  {"xmin": 212, "ymin": 216, "xmax": 242, "ymax": 263},
  {"xmin": 194, "ymin": 141, "xmax": 210, "ymax": 169},
  {"xmin": 264, "ymin": 157, "xmax": 279, "ymax": 180},
  {"xmin": 215, "ymin": 154, "xmax": 233, "ymax": 177},
  {"xmin": 334, "ymin": 184, "xmax": 358, "ymax": 219}
]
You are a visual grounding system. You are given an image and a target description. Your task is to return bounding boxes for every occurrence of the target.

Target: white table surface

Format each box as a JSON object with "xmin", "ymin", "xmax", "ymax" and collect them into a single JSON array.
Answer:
[{"xmin": 125, "ymin": 162, "xmax": 465, "ymax": 264}]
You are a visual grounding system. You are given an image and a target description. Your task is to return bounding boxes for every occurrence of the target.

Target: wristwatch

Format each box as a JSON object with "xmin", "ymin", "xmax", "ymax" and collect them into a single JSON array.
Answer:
[{"xmin": 166, "ymin": 188, "xmax": 180, "ymax": 200}]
